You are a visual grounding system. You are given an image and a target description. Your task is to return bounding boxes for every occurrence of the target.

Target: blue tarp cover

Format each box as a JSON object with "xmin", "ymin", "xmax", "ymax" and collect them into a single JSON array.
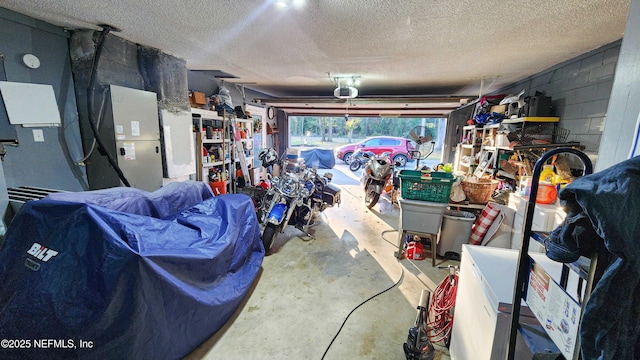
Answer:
[
  {"xmin": 0, "ymin": 181, "xmax": 264, "ymax": 360},
  {"xmin": 300, "ymin": 147, "xmax": 335, "ymax": 169}
]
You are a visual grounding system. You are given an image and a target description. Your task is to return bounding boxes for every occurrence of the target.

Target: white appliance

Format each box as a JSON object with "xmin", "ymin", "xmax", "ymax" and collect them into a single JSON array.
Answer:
[
  {"xmin": 450, "ymin": 245, "xmax": 522, "ymax": 360},
  {"xmin": 450, "ymin": 245, "xmax": 580, "ymax": 359}
]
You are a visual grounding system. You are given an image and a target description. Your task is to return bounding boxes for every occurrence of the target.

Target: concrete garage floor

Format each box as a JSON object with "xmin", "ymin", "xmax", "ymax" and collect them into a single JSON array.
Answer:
[{"xmin": 186, "ymin": 164, "xmax": 458, "ymax": 360}]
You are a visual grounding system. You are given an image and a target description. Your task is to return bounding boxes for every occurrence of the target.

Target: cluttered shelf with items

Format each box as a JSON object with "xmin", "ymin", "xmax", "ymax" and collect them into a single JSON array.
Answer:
[
  {"xmin": 189, "ymin": 86, "xmax": 258, "ymax": 196},
  {"xmin": 402, "ymin": 93, "xmax": 637, "ymax": 359},
  {"xmin": 414, "ymin": 143, "xmax": 640, "ymax": 360},
  {"xmin": 445, "ymin": 93, "xmax": 629, "ymax": 359},
  {"xmin": 390, "ymin": 91, "xmax": 592, "ymax": 267},
  {"xmin": 397, "ymin": 92, "xmax": 591, "ymax": 266},
  {"xmin": 452, "ymin": 92, "xmax": 585, "ymax": 209},
  {"xmin": 447, "ymin": 148, "xmax": 599, "ymax": 359}
]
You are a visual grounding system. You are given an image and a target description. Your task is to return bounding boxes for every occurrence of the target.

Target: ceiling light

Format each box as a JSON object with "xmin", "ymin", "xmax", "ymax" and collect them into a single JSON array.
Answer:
[{"xmin": 276, "ymin": 0, "xmax": 304, "ymax": 7}]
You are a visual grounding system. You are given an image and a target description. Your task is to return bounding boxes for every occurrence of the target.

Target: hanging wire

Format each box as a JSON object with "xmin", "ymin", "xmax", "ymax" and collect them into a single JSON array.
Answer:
[{"xmin": 75, "ymin": 86, "xmax": 109, "ymax": 164}]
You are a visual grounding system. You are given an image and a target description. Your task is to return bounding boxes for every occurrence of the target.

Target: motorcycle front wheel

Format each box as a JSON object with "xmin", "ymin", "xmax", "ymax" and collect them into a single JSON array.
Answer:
[
  {"xmin": 349, "ymin": 161, "xmax": 362, "ymax": 172},
  {"xmin": 262, "ymin": 223, "xmax": 279, "ymax": 252},
  {"xmin": 365, "ymin": 190, "xmax": 381, "ymax": 209}
]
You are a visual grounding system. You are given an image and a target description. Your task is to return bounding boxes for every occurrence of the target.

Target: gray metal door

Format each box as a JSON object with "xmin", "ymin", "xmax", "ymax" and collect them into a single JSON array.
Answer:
[
  {"xmin": 116, "ymin": 140, "xmax": 163, "ymax": 192},
  {"xmin": 108, "ymin": 85, "xmax": 163, "ymax": 191},
  {"xmin": 110, "ymin": 85, "xmax": 160, "ymax": 141}
]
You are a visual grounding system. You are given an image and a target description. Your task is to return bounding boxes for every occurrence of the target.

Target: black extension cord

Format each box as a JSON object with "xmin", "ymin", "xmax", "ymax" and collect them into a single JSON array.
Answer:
[{"xmin": 320, "ymin": 267, "xmax": 405, "ymax": 359}]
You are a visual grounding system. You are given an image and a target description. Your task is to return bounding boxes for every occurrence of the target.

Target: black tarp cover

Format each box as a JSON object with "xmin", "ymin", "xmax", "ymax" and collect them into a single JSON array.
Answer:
[{"xmin": 0, "ymin": 181, "xmax": 264, "ymax": 359}]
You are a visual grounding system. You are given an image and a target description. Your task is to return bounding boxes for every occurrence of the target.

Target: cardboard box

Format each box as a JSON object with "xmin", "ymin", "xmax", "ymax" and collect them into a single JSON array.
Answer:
[
  {"xmin": 267, "ymin": 123, "xmax": 279, "ymax": 134},
  {"xmin": 250, "ymin": 168, "xmax": 265, "ymax": 186},
  {"xmin": 189, "ymin": 91, "xmax": 207, "ymax": 105},
  {"xmin": 490, "ymin": 104, "xmax": 507, "ymax": 114}
]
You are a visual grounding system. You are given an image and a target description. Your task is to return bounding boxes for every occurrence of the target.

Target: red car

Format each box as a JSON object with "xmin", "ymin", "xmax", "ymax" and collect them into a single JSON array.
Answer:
[{"xmin": 335, "ymin": 136, "xmax": 415, "ymax": 167}]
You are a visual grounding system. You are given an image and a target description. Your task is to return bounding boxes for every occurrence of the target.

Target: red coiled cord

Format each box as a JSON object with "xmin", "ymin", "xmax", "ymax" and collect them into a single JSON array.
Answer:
[{"xmin": 427, "ymin": 271, "xmax": 458, "ymax": 343}]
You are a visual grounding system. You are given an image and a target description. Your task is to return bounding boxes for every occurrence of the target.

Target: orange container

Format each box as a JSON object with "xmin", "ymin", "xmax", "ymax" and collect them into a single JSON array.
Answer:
[
  {"xmin": 209, "ymin": 181, "xmax": 227, "ymax": 196},
  {"xmin": 525, "ymin": 179, "xmax": 558, "ymax": 204},
  {"xmin": 535, "ymin": 183, "xmax": 558, "ymax": 204}
]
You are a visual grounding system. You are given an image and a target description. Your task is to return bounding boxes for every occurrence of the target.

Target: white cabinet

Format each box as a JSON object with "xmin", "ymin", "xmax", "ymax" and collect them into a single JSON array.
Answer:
[{"xmin": 507, "ymin": 193, "xmax": 566, "ymax": 252}]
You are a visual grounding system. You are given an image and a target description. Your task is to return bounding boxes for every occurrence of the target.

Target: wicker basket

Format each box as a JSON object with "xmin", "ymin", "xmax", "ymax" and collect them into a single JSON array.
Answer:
[{"xmin": 461, "ymin": 179, "xmax": 499, "ymax": 204}]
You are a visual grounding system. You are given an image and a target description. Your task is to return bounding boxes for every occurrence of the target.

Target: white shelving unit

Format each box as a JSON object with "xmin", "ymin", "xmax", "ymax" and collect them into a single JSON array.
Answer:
[
  {"xmin": 191, "ymin": 108, "xmax": 257, "ymax": 194},
  {"xmin": 191, "ymin": 108, "xmax": 247, "ymax": 193},
  {"xmin": 454, "ymin": 125, "xmax": 482, "ymax": 174},
  {"xmin": 455, "ymin": 117, "xmax": 569, "ymax": 180}
]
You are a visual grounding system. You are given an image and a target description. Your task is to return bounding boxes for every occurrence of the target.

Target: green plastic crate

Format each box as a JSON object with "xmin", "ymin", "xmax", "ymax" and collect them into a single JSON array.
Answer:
[{"xmin": 398, "ymin": 170, "xmax": 454, "ymax": 203}]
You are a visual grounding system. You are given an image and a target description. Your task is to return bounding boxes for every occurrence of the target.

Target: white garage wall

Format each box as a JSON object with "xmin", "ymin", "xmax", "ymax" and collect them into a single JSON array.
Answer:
[{"xmin": 596, "ymin": 0, "xmax": 640, "ymax": 170}]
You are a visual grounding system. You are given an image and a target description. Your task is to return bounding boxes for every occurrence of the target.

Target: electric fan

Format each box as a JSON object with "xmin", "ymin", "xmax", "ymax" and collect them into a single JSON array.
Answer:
[{"xmin": 406, "ymin": 126, "xmax": 435, "ymax": 170}]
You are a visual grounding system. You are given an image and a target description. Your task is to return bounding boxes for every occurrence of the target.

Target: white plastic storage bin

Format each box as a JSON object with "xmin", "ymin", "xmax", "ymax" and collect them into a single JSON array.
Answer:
[{"xmin": 398, "ymin": 198, "xmax": 448, "ymax": 234}]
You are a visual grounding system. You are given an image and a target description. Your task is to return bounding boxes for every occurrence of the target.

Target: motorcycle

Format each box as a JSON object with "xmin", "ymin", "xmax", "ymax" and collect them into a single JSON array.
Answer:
[
  {"xmin": 349, "ymin": 149, "xmax": 374, "ymax": 172},
  {"xmin": 258, "ymin": 149, "xmax": 341, "ymax": 252},
  {"xmin": 360, "ymin": 151, "xmax": 401, "ymax": 209}
]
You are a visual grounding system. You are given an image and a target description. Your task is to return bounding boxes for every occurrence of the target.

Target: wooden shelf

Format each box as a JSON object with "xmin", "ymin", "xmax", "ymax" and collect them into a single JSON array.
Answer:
[
  {"xmin": 457, "ymin": 115, "xmax": 572, "ymax": 179},
  {"xmin": 447, "ymin": 202, "xmax": 486, "ymax": 210}
]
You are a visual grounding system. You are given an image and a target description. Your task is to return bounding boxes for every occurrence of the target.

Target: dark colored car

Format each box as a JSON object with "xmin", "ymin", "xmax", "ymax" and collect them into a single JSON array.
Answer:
[{"xmin": 334, "ymin": 136, "xmax": 415, "ymax": 167}]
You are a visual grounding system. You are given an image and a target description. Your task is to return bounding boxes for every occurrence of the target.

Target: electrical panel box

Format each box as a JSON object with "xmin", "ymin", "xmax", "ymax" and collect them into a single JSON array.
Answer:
[{"xmin": 85, "ymin": 85, "xmax": 163, "ymax": 192}]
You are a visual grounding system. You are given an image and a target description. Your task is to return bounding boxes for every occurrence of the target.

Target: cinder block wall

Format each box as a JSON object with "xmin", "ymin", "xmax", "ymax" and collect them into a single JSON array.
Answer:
[{"xmin": 496, "ymin": 41, "xmax": 621, "ymax": 155}]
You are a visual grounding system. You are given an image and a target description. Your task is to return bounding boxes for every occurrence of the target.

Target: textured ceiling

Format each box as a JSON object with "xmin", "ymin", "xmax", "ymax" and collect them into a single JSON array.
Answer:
[{"xmin": 0, "ymin": 0, "xmax": 631, "ymax": 115}]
